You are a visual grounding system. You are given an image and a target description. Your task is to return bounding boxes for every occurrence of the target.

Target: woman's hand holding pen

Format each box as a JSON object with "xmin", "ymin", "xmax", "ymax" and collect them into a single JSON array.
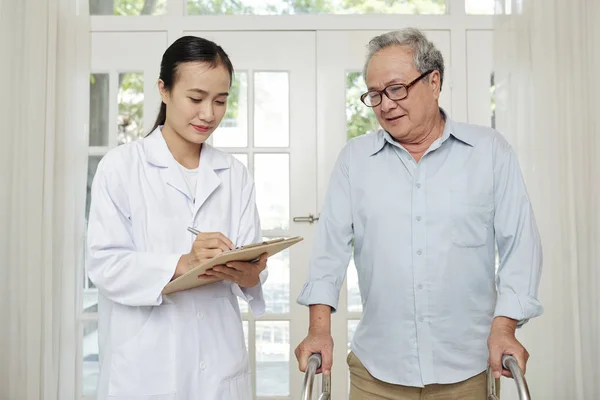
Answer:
[
  {"xmin": 204, "ymin": 253, "xmax": 267, "ymax": 288},
  {"xmin": 173, "ymin": 232, "xmax": 235, "ymax": 280}
]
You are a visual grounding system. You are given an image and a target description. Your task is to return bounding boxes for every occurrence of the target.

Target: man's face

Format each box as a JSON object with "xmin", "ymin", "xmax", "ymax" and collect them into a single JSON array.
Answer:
[{"xmin": 365, "ymin": 45, "xmax": 441, "ymax": 142}]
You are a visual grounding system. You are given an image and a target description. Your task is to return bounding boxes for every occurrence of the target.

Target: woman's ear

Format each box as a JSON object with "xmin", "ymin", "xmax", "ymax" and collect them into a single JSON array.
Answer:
[{"xmin": 158, "ymin": 79, "xmax": 169, "ymax": 104}]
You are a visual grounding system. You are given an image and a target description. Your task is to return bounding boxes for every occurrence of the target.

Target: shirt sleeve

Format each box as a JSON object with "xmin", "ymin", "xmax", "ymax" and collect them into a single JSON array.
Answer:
[
  {"xmin": 492, "ymin": 134, "xmax": 544, "ymax": 326},
  {"xmin": 86, "ymin": 155, "xmax": 182, "ymax": 307},
  {"xmin": 230, "ymin": 166, "xmax": 267, "ymax": 317},
  {"xmin": 296, "ymin": 146, "xmax": 354, "ymax": 312}
]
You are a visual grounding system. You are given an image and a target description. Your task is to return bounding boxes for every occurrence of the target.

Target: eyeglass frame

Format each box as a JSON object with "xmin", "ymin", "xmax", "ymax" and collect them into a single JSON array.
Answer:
[{"xmin": 360, "ymin": 69, "xmax": 435, "ymax": 108}]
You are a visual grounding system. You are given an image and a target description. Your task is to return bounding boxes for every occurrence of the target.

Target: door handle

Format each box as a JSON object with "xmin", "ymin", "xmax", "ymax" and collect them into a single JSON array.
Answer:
[{"xmin": 293, "ymin": 214, "xmax": 320, "ymax": 224}]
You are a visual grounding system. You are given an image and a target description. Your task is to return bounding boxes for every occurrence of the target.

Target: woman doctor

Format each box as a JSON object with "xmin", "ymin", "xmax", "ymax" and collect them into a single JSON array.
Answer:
[{"xmin": 87, "ymin": 36, "xmax": 267, "ymax": 400}]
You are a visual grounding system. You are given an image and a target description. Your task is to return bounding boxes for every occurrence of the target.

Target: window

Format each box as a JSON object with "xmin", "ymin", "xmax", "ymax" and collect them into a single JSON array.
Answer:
[
  {"xmin": 187, "ymin": 0, "xmax": 446, "ymax": 15},
  {"xmin": 118, "ymin": 72, "xmax": 144, "ymax": 144},
  {"xmin": 346, "ymin": 71, "xmax": 380, "ymax": 140},
  {"xmin": 465, "ymin": 0, "xmax": 512, "ymax": 14},
  {"xmin": 89, "ymin": 0, "xmax": 167, "ymax": 15}
]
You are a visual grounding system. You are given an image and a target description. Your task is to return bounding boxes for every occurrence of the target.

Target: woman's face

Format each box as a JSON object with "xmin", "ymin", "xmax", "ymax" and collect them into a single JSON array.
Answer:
[{"xmin": 159, "ymin": 61, "xmax": 231, "ymax": 144}]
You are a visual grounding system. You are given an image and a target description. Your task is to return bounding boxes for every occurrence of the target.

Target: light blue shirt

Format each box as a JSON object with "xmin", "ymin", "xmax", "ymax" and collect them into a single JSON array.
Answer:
[{"xmin": 296, "ymin": 111, "xmax": 543, "ymax": 387}]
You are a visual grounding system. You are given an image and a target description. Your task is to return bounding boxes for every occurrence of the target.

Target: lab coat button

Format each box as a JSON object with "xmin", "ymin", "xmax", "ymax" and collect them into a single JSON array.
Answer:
[
  {"xmin": 200, "ymin": 361, "xmax": 207, "ymax": 370},
  {"xmin": 197, "ymin": 311, "xmax": 204, "ymax": 320}
]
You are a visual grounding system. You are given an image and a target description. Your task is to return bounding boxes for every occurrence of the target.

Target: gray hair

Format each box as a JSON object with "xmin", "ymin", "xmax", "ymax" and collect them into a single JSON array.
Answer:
[{"xmin": 363, "ymin": 28, "xmax": 445, "ymax": 90}]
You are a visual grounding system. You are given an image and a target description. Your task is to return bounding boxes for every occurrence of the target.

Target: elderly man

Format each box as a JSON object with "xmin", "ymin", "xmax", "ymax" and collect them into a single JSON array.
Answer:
[{"xmin": 294, "ymin": 28, "xmax": 543, "ymax": 399}]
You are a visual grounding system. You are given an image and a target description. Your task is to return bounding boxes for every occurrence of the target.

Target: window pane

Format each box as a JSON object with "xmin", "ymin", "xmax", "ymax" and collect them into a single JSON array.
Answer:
[
  {"xmin": 256, "ymin": 321, "xmax": 289, "ymax": 396},
  {"xmin": 347, "ymin": 257, "xmax": 362, "ymax": 312},
  {"xmin": 118, "ymin": 72, "xmax": 144, "ymax": 145},
  {"xmin": 254, "ymin": 154, "xmax": 289, "ymax": 230},
  {"xmin": 187, "ymin": 0, "xmax": 445, "ymax": 15},
  {"xmin": 262, "ymin": 239, "xmax": 289, "ymax": 313},
  {"xmin": 90, "ymin": 73, "xmax": 109, "ymax": 146},
  {"xmin": 465, "ymin": 0, "xmax": 511, "ymax": 14},
  {"xmin": 213, "ymin": 72, "xmax": 248, "ymax": 147},
  {"xmin": 254, "ymin": 72, "xmax": 289, "ymax": 147},
  {"xmin": 346, "ymin": 71, "xmax": 380, "ymax": 140},
  {"xmin": 82, "ymin": 320, "xmax": 99, "ymax": 397},
  {"xmin": 90, "ymin": 0, "xmax": 166, "ymax": 15}
]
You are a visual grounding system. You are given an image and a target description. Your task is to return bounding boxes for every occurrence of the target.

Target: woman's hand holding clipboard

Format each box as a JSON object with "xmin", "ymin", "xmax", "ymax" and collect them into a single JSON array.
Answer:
[{"xmin": 163, "ymin": 228, "xmax": 303, "ymax": 295}]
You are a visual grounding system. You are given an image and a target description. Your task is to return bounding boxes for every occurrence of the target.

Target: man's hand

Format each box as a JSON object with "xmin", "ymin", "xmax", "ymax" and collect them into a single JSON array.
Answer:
[
  {"xmin": 204, "ymin": 253, "xmax": 267, "ymax": 288},
  {"xmin": 295, "ymin": 305, "xmax": 334, "ymax": 376},
  {"xmin": 295, "ymin": 330, "xmax": 334, "ymax": 376},
  {"xmin": 487, "ymin": 316, "xmax": 529, "ymax": 379}
]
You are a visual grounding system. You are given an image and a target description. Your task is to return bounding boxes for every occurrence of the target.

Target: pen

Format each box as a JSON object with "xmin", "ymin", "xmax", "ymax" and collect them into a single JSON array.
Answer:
[
  {"xmin": 187, "ymin": 227, "xmax": 200, "ymax": 235},
  {"xmin": 187, "ymin": 227, "xmax": 242, "ymax": 252},
  {"xmin": 187, "ymin": 226, "xmax": 264, "ymax": 263}
]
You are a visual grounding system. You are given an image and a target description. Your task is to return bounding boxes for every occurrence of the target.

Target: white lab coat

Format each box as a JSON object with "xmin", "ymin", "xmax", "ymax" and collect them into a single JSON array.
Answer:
[{"xmin": 87, "ymin": 127, "xmax": 266, "ymax": 400}]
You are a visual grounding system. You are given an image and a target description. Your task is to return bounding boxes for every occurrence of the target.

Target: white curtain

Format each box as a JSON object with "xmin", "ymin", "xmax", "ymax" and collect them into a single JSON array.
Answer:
[
  {"xmin": 494, "ymin": 1, "xmax": 600, "ymax": 399},
  {"xmin": 0, "ymin": 0, "xmax": 90, "ymax": 399}
]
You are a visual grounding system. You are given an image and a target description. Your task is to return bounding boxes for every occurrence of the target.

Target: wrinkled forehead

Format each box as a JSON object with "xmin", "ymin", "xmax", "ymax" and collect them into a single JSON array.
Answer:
[{"xmin": 365, "ymin": 45, "xmax": 418, "ymax": 90}]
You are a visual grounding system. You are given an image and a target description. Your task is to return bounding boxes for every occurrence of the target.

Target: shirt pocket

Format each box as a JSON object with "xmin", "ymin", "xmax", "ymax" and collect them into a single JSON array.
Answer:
[
  {"xmin": 450, "ymin": 190, "xmax": 494, "ymax": 248},
  {"xmin": 108, "ymin": 305, "xmax": 176, "ymax": 397}
]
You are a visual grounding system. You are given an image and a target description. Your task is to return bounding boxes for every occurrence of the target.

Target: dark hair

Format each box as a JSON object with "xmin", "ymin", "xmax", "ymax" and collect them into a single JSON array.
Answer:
[{"xmin": 148, "ymin": 36, "xmax": 234, "ymax": 134}]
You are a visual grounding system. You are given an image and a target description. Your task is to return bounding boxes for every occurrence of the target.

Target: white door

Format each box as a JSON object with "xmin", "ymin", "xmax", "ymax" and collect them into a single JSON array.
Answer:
[
  {"xmin": 187, "ymin": 30, "xmax": 318, "ymax": 399},
  {"xmin": 83, "ymin": 30, "xmax": 318, "ymax": 400}
]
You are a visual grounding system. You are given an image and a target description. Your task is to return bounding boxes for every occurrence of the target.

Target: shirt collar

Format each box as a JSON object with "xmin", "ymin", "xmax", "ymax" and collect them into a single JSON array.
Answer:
[
  {"xmin": 143, "ymin": 126, "xmax": 230, "ymax": 170},
  {"xmin": 369, "ymin": 108, "xmax": 476, "ymax": 156}
]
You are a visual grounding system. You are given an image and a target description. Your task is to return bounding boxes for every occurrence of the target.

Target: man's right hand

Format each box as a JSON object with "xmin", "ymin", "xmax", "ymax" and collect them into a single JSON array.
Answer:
[
  {"xmin": 294, "ymin": 330, "xmax": 334, "ymax": 376},
  {"xmin": 173, "ymin": 232, "xmax": 234, "ymax": 279}
]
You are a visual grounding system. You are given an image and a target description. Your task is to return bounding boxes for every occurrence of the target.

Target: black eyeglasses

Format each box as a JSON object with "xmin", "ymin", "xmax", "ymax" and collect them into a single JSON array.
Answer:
[{"xmin": 360, "ymin": 70, "xmax": 435, "ymax": 107}]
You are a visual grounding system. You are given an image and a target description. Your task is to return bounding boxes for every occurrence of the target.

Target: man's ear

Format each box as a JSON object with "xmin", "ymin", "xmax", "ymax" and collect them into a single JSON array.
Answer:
[{"xmin": 430, "ymin": 70, "xmax": 442, "ymax": 99}]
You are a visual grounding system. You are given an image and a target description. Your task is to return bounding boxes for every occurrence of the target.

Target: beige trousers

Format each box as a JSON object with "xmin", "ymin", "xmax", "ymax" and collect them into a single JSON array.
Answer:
[{"xmin": 348, "ymin": 351, "xmax": 497, "ymax": 400}]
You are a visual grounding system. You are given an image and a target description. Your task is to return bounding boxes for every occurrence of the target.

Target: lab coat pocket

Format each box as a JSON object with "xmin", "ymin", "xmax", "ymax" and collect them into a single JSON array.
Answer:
[
  {"xmin": 451, "ymin": 192, "xmax": 493, "ymax": 248},
  {"xmin": 108, "ymin": 305, "xmax": 176, "ymax": 397},
  {"xmin": 202, "ymin": 296, "xmax": 249, "ymax": 376},
  {"xmin": 217, "ymin": 373, "xmax": 252, "ymax": 400}
]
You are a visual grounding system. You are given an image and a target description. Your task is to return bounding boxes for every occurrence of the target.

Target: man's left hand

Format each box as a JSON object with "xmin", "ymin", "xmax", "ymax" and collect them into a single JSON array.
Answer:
[
  {"xmin": 203, "ymin": 253, "xmax": 267, "ymax": 288},
  {"xmin": 487, "ymin": 316, "xmax": 529, "ymax": 379}
]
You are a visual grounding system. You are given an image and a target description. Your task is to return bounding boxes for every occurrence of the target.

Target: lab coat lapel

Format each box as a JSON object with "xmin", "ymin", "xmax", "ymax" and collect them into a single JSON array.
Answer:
[
  {"xmin": 142, "ymin": 128, "xmax": 194, "ymax": 205},
  {"xmin": 192, "ymin": 144, "xmax": 229, "ymax": 218},
  {"xmin": 166, "ymin": 164, "xmax": 192, "ymax": 203}
]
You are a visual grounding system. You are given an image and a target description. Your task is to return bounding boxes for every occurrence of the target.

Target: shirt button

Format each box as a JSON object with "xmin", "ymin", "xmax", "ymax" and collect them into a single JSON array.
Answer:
[
  {"xmin": 419, "ymin": 317, "xmax": 425, "ymax": 323},
  {"xmin": 416, "ymin": 249, "xmax": 422, "ymax": 255},
  {"xmin": 416, "ymin": 183, "xmax": 421, "ymax": 188},
  {"xmin": 416, "ymin": 216, "xmax": 422, "ymax": 221},
  {"xmin": 197, "ymin": 311, "xmax": 204, "ymax": 320},
  {"xmin": 200, "ymin": 361, "xmax": 207, "ymax": 370},
  {"xmin": 417, "ymin": 284, "xmax": 423, "ymax": 290}
]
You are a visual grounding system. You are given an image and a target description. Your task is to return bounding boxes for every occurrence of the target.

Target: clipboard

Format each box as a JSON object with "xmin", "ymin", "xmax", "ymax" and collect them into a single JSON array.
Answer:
[{"xmin": 162, "ymin": 236, "xmax": 304, "ymax": 295}]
